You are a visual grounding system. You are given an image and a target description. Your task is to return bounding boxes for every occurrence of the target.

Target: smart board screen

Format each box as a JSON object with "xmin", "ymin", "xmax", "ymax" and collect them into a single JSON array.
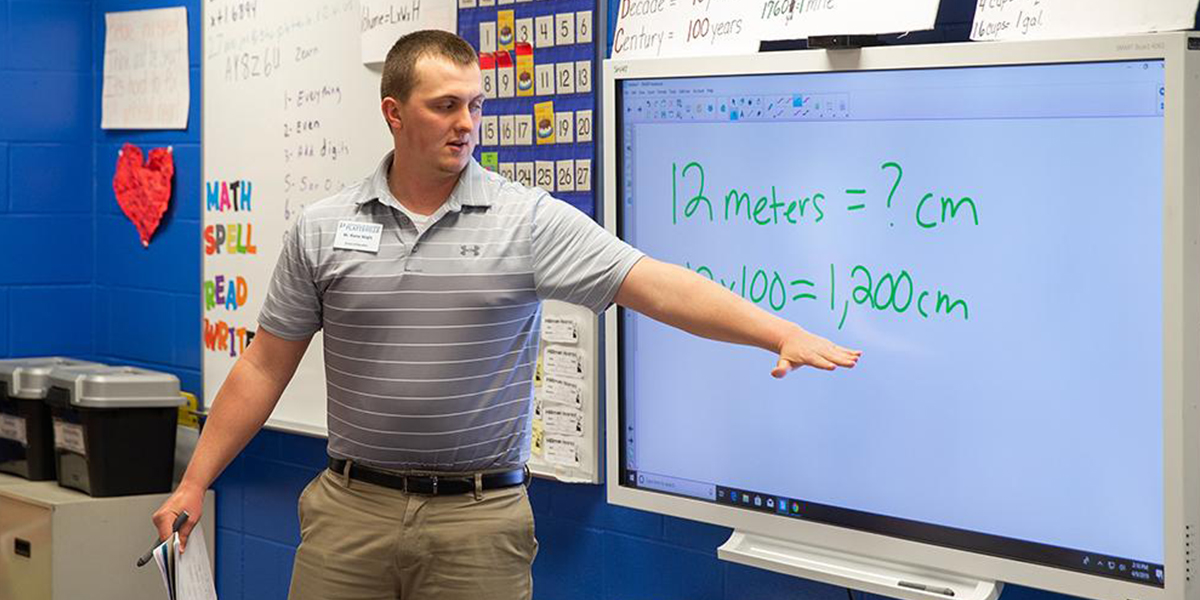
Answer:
[{"xmin": 617, "ymin": 59, "xmax": 1165, "ymax": 585}]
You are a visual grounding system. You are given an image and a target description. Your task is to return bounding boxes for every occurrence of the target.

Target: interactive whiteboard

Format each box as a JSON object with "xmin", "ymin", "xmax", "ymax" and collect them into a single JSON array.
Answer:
[{"xmin": 605, "ymin": 33, "xmax": 1200, "ymax": 600}]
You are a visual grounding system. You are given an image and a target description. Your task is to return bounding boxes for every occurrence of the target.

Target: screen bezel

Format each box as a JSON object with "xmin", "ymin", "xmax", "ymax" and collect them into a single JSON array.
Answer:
[{"xmin": 603, "ymin": 33, "xmax": 1200, "ymax": 600}]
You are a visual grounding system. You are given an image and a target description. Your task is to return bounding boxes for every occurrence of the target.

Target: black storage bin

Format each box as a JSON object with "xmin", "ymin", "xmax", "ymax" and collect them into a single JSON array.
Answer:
[
  {"xmin": 46, "ymin": 365, "xmax": 183, "ymax": 497},
  {"xmin": 0, "ymin": 358, "xmax": 103, "ymax": 480}
]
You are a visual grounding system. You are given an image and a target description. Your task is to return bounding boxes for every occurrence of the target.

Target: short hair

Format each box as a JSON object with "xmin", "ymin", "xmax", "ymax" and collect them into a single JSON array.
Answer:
[{"xmin": 381, "ymin": 30, "xmax": 478, "ymax": 103}]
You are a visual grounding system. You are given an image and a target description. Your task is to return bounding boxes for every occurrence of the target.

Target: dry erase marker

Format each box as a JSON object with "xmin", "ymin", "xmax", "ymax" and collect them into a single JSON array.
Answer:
[
  {"xmin": 136, "ymin": 510, "xmax": 189, "ymax": 567},
  {"xmin": 898, "ymin": 581, "xmax": 956, "ymax": 597}
]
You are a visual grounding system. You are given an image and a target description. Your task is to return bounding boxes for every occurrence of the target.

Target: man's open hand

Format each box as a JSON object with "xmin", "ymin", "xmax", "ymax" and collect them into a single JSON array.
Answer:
[{"xmin": 772, "ymin": 327, "xmax": 862, "ymax": 377}]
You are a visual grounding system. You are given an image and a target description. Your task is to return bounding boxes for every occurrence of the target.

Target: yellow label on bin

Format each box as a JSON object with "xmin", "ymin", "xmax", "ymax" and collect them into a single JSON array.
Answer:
[{"xmin": 178, "ymin": 392, "xmax": 200, "ymax": 429}]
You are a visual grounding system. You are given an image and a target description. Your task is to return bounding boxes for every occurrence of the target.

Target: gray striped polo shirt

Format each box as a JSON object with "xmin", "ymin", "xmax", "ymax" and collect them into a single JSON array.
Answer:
[{"xmin": 258, "ymin": 153, "xmax": 643, "ymax": 473}]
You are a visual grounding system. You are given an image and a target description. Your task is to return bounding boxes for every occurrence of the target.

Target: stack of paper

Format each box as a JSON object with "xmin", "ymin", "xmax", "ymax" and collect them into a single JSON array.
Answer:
[{"xmin": 151, "ymin": 527, "xmax": 218, "ymax": 600}]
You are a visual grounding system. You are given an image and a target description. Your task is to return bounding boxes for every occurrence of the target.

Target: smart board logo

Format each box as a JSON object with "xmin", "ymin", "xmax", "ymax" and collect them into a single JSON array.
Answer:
[{"xmin": 459, "ymin": 245, "xmax": 482, "ymax": 257}]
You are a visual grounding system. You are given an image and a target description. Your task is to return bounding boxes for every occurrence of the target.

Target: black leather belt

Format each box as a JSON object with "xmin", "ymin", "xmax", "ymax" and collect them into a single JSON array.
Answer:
[{"xmin": 327, "ymin": 458, "xmax": 528, "ymax": 495}]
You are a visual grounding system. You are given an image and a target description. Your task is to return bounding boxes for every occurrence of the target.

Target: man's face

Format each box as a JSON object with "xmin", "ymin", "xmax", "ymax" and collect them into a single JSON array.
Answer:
[{"xmin": 393, "ymin": 56, "xmax": 484, "ymax": 178}]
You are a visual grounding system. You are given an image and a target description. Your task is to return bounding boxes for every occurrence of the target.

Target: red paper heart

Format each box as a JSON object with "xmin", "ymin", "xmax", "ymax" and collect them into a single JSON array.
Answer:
[{"xmin": 113, "ymin": 143, "xmax": 174, "ymax": 247}]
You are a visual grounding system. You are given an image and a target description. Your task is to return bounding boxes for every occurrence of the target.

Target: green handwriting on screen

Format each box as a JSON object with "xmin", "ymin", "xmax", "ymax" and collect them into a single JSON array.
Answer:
[
  {"xmin": 685, "ymin": 261, "xmax": 970, "ymax": 331},
  {"xmin": 671, "ymin": 160, "xmax": 980, "ymax": 230}
]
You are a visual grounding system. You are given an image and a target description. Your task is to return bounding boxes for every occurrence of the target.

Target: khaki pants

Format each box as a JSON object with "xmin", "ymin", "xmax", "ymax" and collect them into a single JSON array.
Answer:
[{"xmin": 288, "ymin": 469, "xmax": 538, "ymax": 600}]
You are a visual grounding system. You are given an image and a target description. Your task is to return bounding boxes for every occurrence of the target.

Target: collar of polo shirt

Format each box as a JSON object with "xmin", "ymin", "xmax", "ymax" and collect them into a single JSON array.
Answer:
[{"xmin": 357, "ymin": 150, "xmax": 495, "ymax": 214}]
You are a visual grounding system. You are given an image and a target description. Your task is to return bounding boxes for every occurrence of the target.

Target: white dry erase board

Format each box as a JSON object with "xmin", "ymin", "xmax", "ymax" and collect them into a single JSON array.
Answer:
[
  {"xmin": 201, "ymin": 0, "xmax": 606, "ymax": 483},
  {"xmin": 606, "ymin": 32, "xmax": 1200, "ymax": 600},
  {"xmin": 202, "ymin": 0, "xmax": 390, "ymax": 437}
]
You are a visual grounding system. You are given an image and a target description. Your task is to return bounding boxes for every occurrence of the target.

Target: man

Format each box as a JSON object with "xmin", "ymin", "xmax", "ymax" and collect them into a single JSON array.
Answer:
[{"xmin": 154, "ymin": 30, "xmax": 860, "ymax": 600}]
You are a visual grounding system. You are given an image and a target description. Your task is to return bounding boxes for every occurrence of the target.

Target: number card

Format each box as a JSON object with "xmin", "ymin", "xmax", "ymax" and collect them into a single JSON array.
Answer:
[
  {"xmin": 481, "ymin": 115, "xmax": 499, "ymax": 146},
  {"xmin": 480, "ymin": 53, "xmax": 497, "ymax": 99},
  {"xmin": 575, "ymin": 109, "xmax": 593, "ymax": 143},
  {"xmin": 496, "ymin": 51, "xmax": 515, "ymax": 98},
  {"xmin": 515, "ymin": 114, "xmax": 533, "ymax": 146},
  {"xmin": 575, "ymin": 159, "xmax": 592, "ymax": 192},
  {"xmin": 556, "ymin": 110, "xmax": 574, "ymax": 144},
  {"xmin": 576, "ymin": 10, "xmax": 593, "ymax": 44},
  {"xmin": 498, "ymin": 162, "xmax": 515, "ymax": 181},
  {"xmin": 535, "ymin": 63, "xmax": 556, "ymax": 96},
  {"xmin": 555, "ymin": 12, "xmax": 576, "ymax": 46},
  {"xmin": 575, "ymin": 60, "xmax": 592, "ymax": 94},
  {"xmin": 516, "ymin": 18, "xmax": 533, "ymax": 45},
  {"xmin": 499, "ymin": 115, "xmax": 516, "ymax": 146},
  {"xmin": 556, "ymin": 62, "xmax": 576, "ymax": 95},
  {"xmin": 556, "ymin": 159, "xmax": 576, "ymax": 192},
  {"xmin": 479, "ymin": 21, "xmax": 497, "ymax": 53},
  {"xmin": 535, "ymin": 15, "xmax": 555, "ymax": 48},
  {"xmin": 515, "ymin": 162, "xmax": 534, "ymax": 187},
  {"xmin": 535, "ymin": 160, "xmax": 555, "ymax": 192}
]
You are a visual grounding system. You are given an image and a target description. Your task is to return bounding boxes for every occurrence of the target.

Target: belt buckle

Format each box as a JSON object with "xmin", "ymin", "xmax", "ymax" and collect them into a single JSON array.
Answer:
[{"xmin": 430, "ymin": 475, "xmax": 438, "ymax": 495}]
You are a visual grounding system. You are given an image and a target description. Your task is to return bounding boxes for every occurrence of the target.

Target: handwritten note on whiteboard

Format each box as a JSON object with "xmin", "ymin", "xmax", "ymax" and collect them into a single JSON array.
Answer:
[
  {"xmin": 360, "ymin": 0, "xmax": 457, "ymax": 64},
  {"xmin": 758, "ymin": 0, "xmax": 940, "ymax": 41},
  {"xmin": 102, "ymin": 7, "xmax": 190, "ymax": 130},
  {"xmin": 972, "ymin": 0, "xmax": 1200, "ymax": 41},
  {"xmin": 612, "ymin": 0, "xmax": 760, "ymax": 59}
]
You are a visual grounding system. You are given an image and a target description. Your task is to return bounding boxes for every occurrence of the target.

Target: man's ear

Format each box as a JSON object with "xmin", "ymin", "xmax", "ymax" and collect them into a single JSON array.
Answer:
[{"xmin": 382, "ymin": 97, "xmax": 402, "ymax": 132}]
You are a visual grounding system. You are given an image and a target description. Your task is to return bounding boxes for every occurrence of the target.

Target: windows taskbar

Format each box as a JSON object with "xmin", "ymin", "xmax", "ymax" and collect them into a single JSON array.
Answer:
[{"xmin": 621, "ymin": 469, "xmax": 1164, "ymax": 588}]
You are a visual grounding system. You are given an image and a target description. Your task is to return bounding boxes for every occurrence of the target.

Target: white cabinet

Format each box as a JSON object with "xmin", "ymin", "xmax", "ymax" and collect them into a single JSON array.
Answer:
[{"xmin": 0, "ymin": 481, "xmax": 214, "ymax": 600}]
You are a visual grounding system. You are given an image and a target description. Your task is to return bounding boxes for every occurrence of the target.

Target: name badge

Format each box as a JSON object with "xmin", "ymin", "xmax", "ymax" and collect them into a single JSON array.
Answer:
[{"xmin": 333, "ymin": 220, "xmax": 384, "ymax": 253}]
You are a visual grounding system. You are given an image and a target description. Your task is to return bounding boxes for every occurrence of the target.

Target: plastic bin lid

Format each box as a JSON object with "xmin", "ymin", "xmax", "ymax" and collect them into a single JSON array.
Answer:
[
  {"xmin": 47, "ymin": 365, "xmax": 184, "ymax": 409},
  {"xmin": 0, "ymin": 357, "xmax": 106, "ymax": 399}
]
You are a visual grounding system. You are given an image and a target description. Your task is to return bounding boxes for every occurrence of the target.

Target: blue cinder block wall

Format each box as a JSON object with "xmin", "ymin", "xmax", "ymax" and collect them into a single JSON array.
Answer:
[
  {"xmin": 0, "ymin": 0, "xmax": 94, "ymax": 361},
  {"xmin": 1, "ymin": 1, "xmax": 1192, "ymax": 599}
]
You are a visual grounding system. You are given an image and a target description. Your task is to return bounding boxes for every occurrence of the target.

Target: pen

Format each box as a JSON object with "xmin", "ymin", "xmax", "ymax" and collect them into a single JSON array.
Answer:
[
  {"xmin": 898, "ymin": 580, "xmax": 956, "ymax": 597},
  {"xmin": 136, "ymin": 510, "xmax": 189, "ymax": 567}
]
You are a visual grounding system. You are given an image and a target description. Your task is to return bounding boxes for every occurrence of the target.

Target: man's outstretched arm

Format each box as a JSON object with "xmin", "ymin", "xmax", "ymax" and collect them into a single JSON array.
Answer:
[{"xmin": 613, "ymin": 257, "xmax": 861, "ymax": 376}]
